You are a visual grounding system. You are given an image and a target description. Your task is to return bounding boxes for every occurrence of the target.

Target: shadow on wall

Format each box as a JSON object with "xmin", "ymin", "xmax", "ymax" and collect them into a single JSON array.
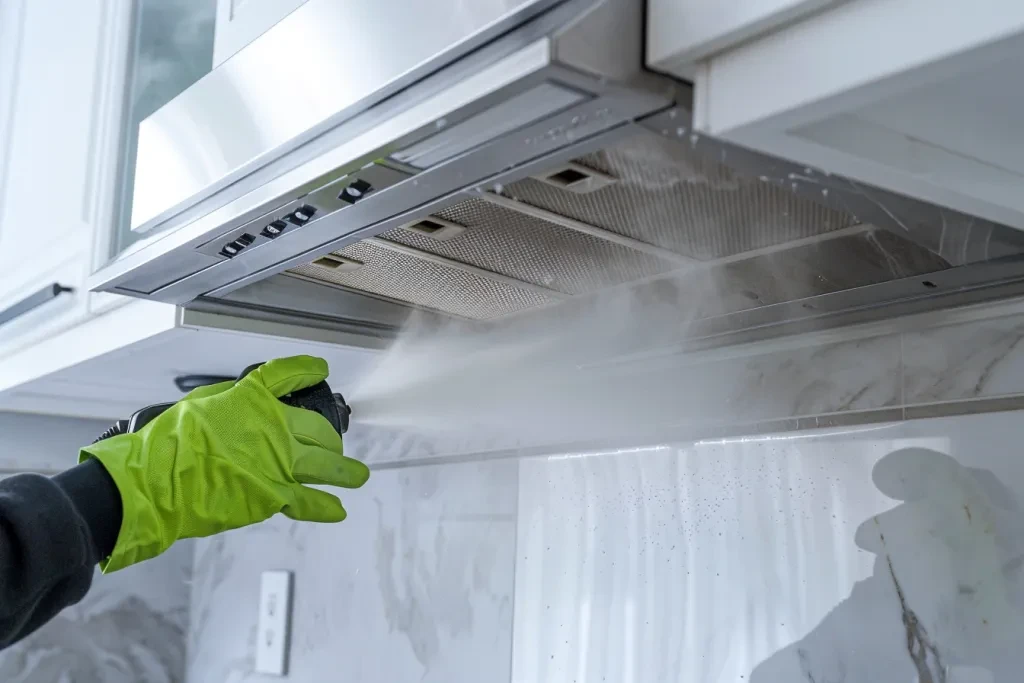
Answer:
[{"xmin": 751, "ymin": 447, "xmax": 1024, "ymax": 683}]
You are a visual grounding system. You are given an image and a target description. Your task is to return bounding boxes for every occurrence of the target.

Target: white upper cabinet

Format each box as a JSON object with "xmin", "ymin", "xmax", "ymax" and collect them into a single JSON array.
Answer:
[
  {"xmin": 213, "ymin": 0, "xmax": 309, "ymax": 67},
  {"xmin": 685, "ymin": 0, "xmax": 1024, "ymax": 230},
  {"xmin": 0, "ymin": 0, "xmax": 126, "ymax": 342},
  {"xmin": 647, "ymin": 0, "xmax": 845, "ymax": 79}
]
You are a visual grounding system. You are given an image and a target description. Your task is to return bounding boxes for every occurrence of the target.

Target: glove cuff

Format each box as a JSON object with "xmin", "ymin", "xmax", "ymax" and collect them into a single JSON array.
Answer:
[{"xmin": 79, "ymin": 435, "xmax": 165, "ymax": 573}]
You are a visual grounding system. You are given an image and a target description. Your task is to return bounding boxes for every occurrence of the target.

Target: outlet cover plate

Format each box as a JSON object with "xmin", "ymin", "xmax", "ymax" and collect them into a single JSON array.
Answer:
[{"xmin": 255, "ymin": 570, "xmax": 293, "ymax": 675}]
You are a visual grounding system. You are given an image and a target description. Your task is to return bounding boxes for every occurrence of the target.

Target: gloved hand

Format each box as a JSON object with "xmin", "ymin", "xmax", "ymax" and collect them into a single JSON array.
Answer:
[{"xmin": 80, "ymin": 355, "xmax": 370, "ymax": 572}]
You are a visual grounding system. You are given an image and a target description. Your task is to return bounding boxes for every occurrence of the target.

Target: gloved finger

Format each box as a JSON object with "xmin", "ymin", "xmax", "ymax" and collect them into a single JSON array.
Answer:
[
  {"xmin": 291, "ymin": 442, "xmax": 370, "ymax": 489},
  {"xmin": 283, "ymin": 404, "xmax": 344, "ymax": 454},
  {"xmin": 247, "ymin": 355, "xmax": 330, "ymax": 399},
  {"xmin": 181, "ymin": 380, "xmax": 235, "ymax": 402},
  {"xmin": 281, "ymin": 485, "xmax": 347, "ymax": 523}
]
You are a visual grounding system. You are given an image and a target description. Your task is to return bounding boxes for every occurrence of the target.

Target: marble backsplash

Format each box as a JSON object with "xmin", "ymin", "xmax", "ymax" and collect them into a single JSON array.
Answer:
[
  {"xmin": 0, "ymin": 540, "xmax": 193, "ymax": 683},
  {"xmin": 181, "ymin": 305, "xmax": 1024, "ymax": 682},
  {"xmin": 186, "ymin": 460, "xmax": 517, "ymax": 683},
  {"xmin": 186, "ymin": 409, "xmax": 1024, "ymax": 683},
  {"xmin": 513, "ymin": 412, "xmax": 1024, "ymax": 682},
  {"xmin": 347, "ymin": 309, "xmax": 1024, "ymax": 466}
]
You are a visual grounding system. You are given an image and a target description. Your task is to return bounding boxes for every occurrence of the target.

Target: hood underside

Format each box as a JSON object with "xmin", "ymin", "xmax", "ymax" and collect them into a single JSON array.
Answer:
[
  {"xmin": 98, "ymin": 0, "xmax": 1024, "ymax": 353},
  {"xmin": 272, "ymin": 122, "xmax": 1020, "ymax": 341}
]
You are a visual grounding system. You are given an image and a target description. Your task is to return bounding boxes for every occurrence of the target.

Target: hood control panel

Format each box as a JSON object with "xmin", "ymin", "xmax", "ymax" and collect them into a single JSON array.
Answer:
[
  {"xmin": 194, "ymin": 163, "xmax": 412, "ymax": 261},
  {"xmin": 203, "ymin": 198, "xmax": 324, "ymax": 259}
]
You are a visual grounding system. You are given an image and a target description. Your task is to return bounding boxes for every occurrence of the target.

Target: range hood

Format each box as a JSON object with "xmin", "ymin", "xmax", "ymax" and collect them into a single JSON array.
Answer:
[{"xmin": 93, "ymin": 0, "xmax": 1024, "ymax": 350}]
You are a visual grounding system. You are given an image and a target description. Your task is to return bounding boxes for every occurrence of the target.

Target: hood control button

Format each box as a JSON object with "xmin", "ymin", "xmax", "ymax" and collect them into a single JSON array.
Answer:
[
  {"xmin": 338, "ymin": 179, "xmax": 374, "ymax": 204},
  {"xmin": 261, "ymin": 220, "xmax": 288, "ymax": 239},
  {"xmin": 285, "ymin": 204, "xmax": 317, "ymax": 226}
]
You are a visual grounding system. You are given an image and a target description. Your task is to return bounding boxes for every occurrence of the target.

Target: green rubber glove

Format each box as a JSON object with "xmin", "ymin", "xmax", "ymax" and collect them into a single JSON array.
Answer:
[{"xmin": 79, "ymin": 355, "xmax": 370, "ymax": 572}]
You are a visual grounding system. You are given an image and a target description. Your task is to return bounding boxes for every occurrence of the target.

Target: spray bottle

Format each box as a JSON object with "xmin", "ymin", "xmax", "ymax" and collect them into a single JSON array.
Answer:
[{"xmin": 94, "ymin": 362, "xmax": 352, "ymax": 442}]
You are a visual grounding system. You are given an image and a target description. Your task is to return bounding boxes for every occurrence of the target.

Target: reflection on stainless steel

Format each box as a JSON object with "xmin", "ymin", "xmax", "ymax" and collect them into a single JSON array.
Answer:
[
  {"xmin": 391, "ymin": 83, "xmax": 588, "ymax": 169},
  {"xmin": 131, "ymin": 0, "xmax": 567, "ymax": 231},
  {"xmin": 92, "ymin": 39, "xmax": 562, "ymax": 293}
]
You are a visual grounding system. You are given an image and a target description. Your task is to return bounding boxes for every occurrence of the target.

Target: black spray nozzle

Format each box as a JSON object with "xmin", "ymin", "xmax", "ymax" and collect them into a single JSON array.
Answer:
[
  {"xmin": 239, "ymin": 363, "xmax": 351, "ymax": 436},
  {"xmin": 95, "ymin": 365, "xmax": 352, "ymax": 443}
]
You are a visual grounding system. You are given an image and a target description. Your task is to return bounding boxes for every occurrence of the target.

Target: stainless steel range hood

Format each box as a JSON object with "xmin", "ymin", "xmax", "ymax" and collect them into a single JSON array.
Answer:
[{"xmin": 92, "ymin": 0, "xmax": 1024, "ymax": 351}]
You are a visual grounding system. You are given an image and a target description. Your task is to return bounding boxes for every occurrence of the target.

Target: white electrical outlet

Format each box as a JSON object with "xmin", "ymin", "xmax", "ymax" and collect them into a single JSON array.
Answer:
[{"xmin": 255, "ymin": 570, "xmax": 293, "ymax": 676}]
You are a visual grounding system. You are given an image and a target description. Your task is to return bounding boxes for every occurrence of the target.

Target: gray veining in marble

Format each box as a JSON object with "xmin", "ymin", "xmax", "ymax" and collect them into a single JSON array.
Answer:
[
  {"xmin": 347, "ymin": 333, "xmax": 902, "ymax": 467},
  {"xmin": 0, "ymin": 539, "xmax": 192, "ymax": 683},
  {"xmin": 904, "ymin": 313, "xmax": 1024, "ymax": 405},
  {"xmin": 186, "ymin": 459, "xmax": 517, "ymax": 683},
  {"xmin": 700, "ymin": 333, "xmax": 903, "ymax": 420}
]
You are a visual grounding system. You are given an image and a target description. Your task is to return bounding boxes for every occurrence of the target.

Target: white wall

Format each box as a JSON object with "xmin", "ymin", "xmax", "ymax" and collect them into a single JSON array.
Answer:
[{"xmin": 0, "ymin": 411, "xmax": 110, "ymax": 474}]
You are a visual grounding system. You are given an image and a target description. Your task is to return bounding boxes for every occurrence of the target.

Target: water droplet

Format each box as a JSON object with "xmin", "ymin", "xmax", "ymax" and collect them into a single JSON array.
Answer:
[
  {"xmin": 690, "ymin": 133, "xmax": 699, "ymax": 146},
  {"xmin": 668, "ymin": 110, "xmax": 677, "ymax": 119},
  {"xmin": 571, "ymin": 116, "xmax": 581, "ymax": 125},
  {"xmin": 676, "ymin": 127, "xmax": 687, "ymax": 137},
  {"xmin": 435, "ymin": 118, "xmax": 447, "ymax": 130},
  {"xmin": 492, "ymin": 183, "xmax": 504, "ymax": 194},
  {"xmin": 821, "ymin": 189, "xmax": 829, "ymax": 197}
]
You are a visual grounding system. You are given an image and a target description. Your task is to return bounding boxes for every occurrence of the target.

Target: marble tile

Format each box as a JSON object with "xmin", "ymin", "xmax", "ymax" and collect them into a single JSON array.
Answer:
[
  {"xmin": 513, "ymin": 411, "xmax": 1024, "ymax": 682},
  {"xmin": 186, "ymin": 459, "xmax": 518, "ymax": 683},
  {"xmin": 345, "ymin": 334, "xmax": 903, "ymax": 466},
  {"xmin": 0, "ymin": 540, "xmax": 193, "ymax": 683},
  {"xmin": 904, "ymin": 313, "xmax": 1024, "ymax": 405},
  {"xmin": 690, "ymin": 334, "xmax": 904, "ymax": 422}
]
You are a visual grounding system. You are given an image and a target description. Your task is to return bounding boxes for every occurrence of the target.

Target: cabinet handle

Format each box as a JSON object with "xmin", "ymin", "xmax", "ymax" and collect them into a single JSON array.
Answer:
[{"xmin": 0, "ymin": 283, "xmax": 73, "ymax": 328}]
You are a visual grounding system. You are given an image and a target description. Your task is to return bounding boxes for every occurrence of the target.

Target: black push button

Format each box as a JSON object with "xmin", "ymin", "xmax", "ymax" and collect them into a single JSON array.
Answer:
[
  {"xmin": 219, "ymin": 233, "xmax": 256, "ymax": 258},
  {"xmin": 261, "ymin": 220, "xmax": 288, "ymax": 239},
  {"xmin": 286, "ymin": 204, "xmax": 317, "ymax": 226},
  {"xmin": 338, "ymin": 179, "xmax": 373, "ymax": 204}
]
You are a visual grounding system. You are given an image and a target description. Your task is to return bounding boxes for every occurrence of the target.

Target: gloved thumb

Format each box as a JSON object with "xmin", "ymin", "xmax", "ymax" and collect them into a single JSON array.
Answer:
[
  {"xmin": 282, "ymin": 486, "xmax": 347, "ymax": 523},
  {"xmin": 248, "ymin": 355, "xmax": 330, "ymax": 399}
]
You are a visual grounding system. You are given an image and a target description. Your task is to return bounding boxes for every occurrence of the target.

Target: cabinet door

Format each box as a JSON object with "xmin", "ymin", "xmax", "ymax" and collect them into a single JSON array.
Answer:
[
  {"xmin": 0, "ymin": 0, "xmax": 113, "ymax": 342},
  {"xmin": 693, "ymin": 0, "xmax": 1024, "ymax": 230},
  {"xmin": 647, "ymin": 0, "xmax": 843, "ymax": 77},
  {"xmin": 213, "ymin": 0, "xmax": 309, "ymax": 66}
]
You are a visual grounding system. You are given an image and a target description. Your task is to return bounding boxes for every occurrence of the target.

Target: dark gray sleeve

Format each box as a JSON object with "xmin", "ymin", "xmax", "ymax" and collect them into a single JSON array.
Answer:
[{"xmin": 0, "ymin": 460, "xmax": 123, "ymax": 649}]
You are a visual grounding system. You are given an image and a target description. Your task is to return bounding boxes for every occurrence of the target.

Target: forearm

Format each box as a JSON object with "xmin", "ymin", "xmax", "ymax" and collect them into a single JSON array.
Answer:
[{"xmin": 0, "ymin": 460, "xmax": 122, "ymax": 649}]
